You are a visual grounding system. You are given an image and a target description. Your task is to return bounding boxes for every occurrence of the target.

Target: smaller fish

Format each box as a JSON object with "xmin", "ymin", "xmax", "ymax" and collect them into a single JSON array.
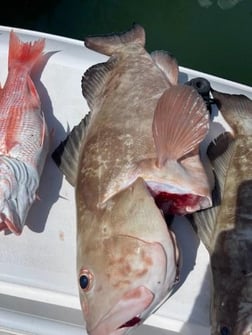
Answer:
[
  {"xmin": 192, "ymin": 86, "xmax": 252, "ymax": 335},
  {"xmin": 0, "ymin": 31, "xmax": 49, "ymax": 235}
]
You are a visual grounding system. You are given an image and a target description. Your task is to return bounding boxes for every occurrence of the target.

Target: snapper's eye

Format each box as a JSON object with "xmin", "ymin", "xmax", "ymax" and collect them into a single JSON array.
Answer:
[{"xmin": 79, "ymin": 269, "xmax": 93, "ymax": 291}]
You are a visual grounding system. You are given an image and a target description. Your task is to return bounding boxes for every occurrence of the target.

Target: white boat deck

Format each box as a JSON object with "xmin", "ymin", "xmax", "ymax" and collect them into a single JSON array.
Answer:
[{"xmin": 0, "ymin": 25, "xmax": 251, "ymax": 335}]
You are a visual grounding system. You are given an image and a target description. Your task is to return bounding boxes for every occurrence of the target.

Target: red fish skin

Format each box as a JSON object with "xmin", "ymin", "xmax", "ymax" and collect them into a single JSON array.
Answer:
[
  {"xmin": 0, "ymin": 30, "xmax": 48, "ymax": 170},
  {"xmin": 0, "ymin": 31, "xmax": 49, "ymax": 234}
]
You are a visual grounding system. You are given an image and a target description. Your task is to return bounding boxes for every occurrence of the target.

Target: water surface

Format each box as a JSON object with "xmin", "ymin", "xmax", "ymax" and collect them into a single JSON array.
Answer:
[{"xmin": 1, "ymin": 0, "xmax": 251, "ymax": 86}]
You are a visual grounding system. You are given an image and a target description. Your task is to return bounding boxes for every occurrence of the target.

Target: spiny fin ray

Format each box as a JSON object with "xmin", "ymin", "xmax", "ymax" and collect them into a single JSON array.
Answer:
[
  {"xmin": 81, "ymin": 58, "xmax": 117, "ymax": 110},
  {"xmin": 193, "ymin": 135, "xmax": 235, "ymax": 252},
  {"xmin": 52, "ymin": 112, "xmax": 91, "ymax": 186}
]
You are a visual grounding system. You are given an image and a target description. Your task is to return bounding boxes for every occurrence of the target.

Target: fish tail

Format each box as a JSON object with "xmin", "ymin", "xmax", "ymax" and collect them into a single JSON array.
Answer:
[
  {"xmin": 8, "ymin": 30, "xmax": 45, "ymax": 71},
  {"xmin": 84, "ymin": 23, "xmax": 145, "ymax": 56}
]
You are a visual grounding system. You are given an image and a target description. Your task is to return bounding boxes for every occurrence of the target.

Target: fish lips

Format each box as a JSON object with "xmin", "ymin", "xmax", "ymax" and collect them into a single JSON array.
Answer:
[
  {"xmin": 0, "ymin": 207, "xmax": 22, "ymax": 235},
  {"xmin": 88, "ymin": 286, "xmax": 154, "ymax": 335}
]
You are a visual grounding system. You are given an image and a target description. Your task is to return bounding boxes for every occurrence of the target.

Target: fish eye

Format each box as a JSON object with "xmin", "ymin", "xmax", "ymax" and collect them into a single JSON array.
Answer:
[
  {"xmin": 220, "ymin": 326, "xmax": 230, "ymax": 335},
  {"xmin": 79, "ymin": 269, "xmax": 93, "ymax": 291}
]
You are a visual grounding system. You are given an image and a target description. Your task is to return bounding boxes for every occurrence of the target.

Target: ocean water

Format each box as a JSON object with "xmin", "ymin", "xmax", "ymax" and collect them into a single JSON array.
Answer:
[{"xmin": 1, "ymin": 0, "xmax": 251, "ymax": 86}]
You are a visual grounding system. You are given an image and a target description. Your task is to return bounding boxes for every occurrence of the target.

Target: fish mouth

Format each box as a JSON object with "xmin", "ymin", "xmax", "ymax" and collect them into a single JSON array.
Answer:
[
  {"xmin": 89, "ymin": 286, "xmax": 154, "ymax": 335},
  {"xmin": 0, "ymin": 212, "xmax": 22, "ymax": 235}
]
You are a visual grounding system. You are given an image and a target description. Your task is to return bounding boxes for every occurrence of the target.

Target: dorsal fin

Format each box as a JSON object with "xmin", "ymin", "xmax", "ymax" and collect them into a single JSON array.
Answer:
[
  {"xmin": 151, "ymin": 50, "xmax": 179, "ymax": 85},
  {"xmin": 193, "ymin": 135, "xmax": 235, "ymax": 252},
  {"xmin": 51, "ymin": 112, "xmax": 91, "ymax": 186},
  {"xmin": 152, "ymin": 85, "xmax": 209, "ymax": 167},
  {"xmin": 84, "ymin": 23, "xmax": 145, "ymax": 56},
  {"xmin": 212, "ymin": 89, "xmax": 252, "ymax": 136},
  {"xmin": 81, "ymin": 58, "xmax": 117, "ymax": 110},
  {"xmin": 209, "ymin": 135, "xmax": 235, "ymax": 195}
]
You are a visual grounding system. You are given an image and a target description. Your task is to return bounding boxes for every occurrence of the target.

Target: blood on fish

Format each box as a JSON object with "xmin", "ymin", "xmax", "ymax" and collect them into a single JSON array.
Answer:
[
  {"xmin": 119, "ymin": 316, "xmax": 141, "ymax": 328},
  {"xmin": 154, "ymin": 192, "xmax": 200, "ymax": 215}
]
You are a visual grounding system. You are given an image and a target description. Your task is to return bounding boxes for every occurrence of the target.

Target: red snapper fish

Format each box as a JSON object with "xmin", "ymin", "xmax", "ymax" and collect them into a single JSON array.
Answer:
[
  {"xmin": 0, "ymin": 31, "xmax": 49, "ymax": 235},
  {"xmin": 52, "ymin": 24, "xmax": 211, "ymax": 335}
]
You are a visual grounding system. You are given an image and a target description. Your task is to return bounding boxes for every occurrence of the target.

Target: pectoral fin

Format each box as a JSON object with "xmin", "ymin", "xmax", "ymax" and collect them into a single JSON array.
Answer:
[{"xmin": 152, "ymin": 85, "xmax": 209, "ymax": 167}]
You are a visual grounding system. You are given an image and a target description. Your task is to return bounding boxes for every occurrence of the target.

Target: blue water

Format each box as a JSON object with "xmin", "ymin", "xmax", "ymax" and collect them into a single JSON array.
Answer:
[{"xmin": 1, "ymin": 0, "xmax": 251, "ymax": 86}]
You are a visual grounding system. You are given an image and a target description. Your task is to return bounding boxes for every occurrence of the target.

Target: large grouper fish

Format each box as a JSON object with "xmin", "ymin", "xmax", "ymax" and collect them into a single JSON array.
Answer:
[
  {"xmin": 192, "ymin": 86, "xmax": 252, "ymax": 335},
  {"xmin": 52, "ymin": 24, "xmax": 212, "ymax": 335}
]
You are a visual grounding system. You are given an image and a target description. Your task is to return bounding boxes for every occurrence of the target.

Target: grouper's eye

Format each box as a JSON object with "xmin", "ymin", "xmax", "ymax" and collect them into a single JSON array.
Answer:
[
  {"xmin": 79, "ymin": 269, "xmax": 93, "ymax": 291},
  {"xmin": 220, "ymin": 326, "xmax": 230, "ymax": 335}
]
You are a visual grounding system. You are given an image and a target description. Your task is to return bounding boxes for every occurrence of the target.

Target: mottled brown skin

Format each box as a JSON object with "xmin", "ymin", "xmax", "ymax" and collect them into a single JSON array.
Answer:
[
  {"xmin": 80, "ymin": 37, "xmax": 211, "ymax": 212},
  {"xmin": 53, "ymin": 24, "xmax": 211, "ymax": 335},
  {"xmin": 211, "ymin": 138, "xmax": 252, "ymax": 335},
  {"xmin": 76, "ymin": 178, "xmax": 179, "ymax": 334},
  {"xmin": 79, "ymin": 44, "xmax": 172, "ymax": 209},
  {"xmin": 193, "ymin": 91, "xmax": 252, "ymax": 335}
]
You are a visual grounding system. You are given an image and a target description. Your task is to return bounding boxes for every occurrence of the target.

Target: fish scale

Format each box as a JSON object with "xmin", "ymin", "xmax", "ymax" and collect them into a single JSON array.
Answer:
[
  {"xmin": 192, "ymin": 88, "xmax": 252, "ymax": 335},
  {"xmin": 0, "ymin": 30, "xmax": 49, "ymax": 235},
  {"xmin": 52, "ymin": 24, "xmax": 211, "ymax": 335}
]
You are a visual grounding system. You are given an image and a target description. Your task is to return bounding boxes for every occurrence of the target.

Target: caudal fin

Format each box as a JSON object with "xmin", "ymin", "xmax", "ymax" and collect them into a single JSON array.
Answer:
[
  {"xmin": 8, "ymin": 30, "xmax": 45, "ymax": 71},
  {"xmin": 84, "ymin": 23, "xmax": 145, "ymax": 56}
]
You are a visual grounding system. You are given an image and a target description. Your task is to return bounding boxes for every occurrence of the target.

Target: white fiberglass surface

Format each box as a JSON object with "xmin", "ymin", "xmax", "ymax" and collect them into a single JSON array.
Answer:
[{"xmin": 0, "ymin": 26, "xmax": 251, "ymax": 335}]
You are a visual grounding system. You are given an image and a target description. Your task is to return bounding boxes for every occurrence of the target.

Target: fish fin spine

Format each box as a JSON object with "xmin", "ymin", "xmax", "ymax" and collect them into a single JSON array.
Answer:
[
  {"xmin": 84, "ymin": 23, "xmax": 145, "ymax": 56},
  {"xmin": 82, "ymin": 58, "xmax": 116, "ymax": 109},
  {"xmin": 152, "ymin": 85, "xmax": 209, "ymax": 167},
  {"xmin": 151, "ymin": 50, "xmax": 179, "ymax": 85},
  {"xmin": 8, "ymin": 30, "xmax": 45, "ymax": 71},
  {"xmin": 212, "ymin": 89, "xmax": 252, "ymax": 135},
  {"xmin": 52, "ymin": 112, "xmax": 91, "ymax": 186}
]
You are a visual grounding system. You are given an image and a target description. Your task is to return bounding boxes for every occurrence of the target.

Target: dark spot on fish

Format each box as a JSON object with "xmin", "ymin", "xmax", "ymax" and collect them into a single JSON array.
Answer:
[{"xmin": 220, "ymin": 326, "xmax": 230, "ymax": 335}]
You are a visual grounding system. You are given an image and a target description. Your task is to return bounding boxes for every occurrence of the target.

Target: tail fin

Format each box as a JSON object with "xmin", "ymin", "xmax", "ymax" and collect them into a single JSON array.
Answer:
[
  {"xmin": 84, "ymin": 23, "xmax": 145, "ymax": 56},
  {"xmin": 8, "ymin": 30, "xmax": 45, "ymax": 71}
]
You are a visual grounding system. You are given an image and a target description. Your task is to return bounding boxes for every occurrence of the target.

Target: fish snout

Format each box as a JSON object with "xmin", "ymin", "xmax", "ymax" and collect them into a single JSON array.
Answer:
[
  {"xmin": 89, "ymin": 286, "xmax": 154, "ymax": 335},
  {"xmin": 0, "ymin": 201, "xmax": 21, "ymax": 235},
  {"xmin": 83, "ymin": 236, "xmax": 177, "ymax": 335}
]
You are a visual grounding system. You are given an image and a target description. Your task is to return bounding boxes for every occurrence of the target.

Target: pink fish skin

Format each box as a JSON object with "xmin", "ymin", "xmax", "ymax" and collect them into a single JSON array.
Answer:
[{"xmin": 0, "ymin": 31, "xmax": 49, "ymax": 235}]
